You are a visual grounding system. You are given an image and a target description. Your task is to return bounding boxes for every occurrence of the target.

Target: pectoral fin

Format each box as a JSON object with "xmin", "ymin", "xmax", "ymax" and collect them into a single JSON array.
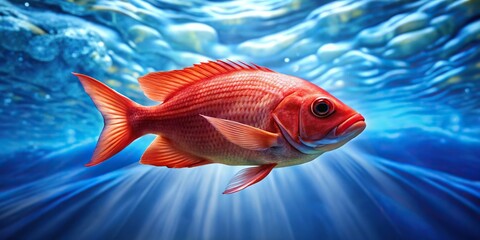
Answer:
[
  {"xmin": 201, "ymin": 115, "xmax": 279, "ymax": 150},
  {"xmin": 223, "ymin": 163, "xmax": 277, "ymax": 194}
]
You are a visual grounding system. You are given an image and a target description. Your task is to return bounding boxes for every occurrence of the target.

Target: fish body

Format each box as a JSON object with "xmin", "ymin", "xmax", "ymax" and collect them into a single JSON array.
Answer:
[
  {"xmin": 75, "ymin": 60, "xmax": 366, "ymax": 193},
  {"xmin": 136, "ymin": 70, "xmax": 313, "ymax": 167}
]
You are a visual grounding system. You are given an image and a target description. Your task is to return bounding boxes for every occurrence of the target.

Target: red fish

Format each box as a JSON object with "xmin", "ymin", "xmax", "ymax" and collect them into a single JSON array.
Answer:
[{"xmin": 74, "ymin": 60, "xmax": 365, "ymax": 194}]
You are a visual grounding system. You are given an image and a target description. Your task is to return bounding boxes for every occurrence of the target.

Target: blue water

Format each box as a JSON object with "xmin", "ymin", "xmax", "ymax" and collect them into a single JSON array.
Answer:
[{"xmin": 1, "ymin": 0, "xmax": 479, "ymax": 239}]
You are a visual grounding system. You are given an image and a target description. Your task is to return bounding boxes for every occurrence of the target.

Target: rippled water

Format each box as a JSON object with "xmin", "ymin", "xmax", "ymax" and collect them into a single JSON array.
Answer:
[{"xmin": 1, "ymin": 0, "xmax": 479, "ymax": 239}]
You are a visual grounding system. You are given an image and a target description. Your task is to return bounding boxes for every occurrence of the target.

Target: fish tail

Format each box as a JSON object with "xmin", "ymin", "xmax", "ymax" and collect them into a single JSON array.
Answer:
[{"xmin": 73, "ymin": 73, "xmax": 140, "ymax": 167}]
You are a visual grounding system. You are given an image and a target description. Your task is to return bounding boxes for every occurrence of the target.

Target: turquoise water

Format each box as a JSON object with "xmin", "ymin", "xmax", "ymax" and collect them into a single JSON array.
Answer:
[{"xmin": 1, "ymin": 0, "xmax": 479, "ymax": 239}]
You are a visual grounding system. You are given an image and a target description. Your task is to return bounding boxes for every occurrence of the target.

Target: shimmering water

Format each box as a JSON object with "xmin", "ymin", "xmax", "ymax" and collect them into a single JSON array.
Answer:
[{"xmin": 1, "ymin": 0, "xmax": 479, "ymax": 239}]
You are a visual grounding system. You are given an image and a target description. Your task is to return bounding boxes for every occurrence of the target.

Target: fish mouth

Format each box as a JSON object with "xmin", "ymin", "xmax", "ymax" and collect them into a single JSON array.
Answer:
[
  {"xmin": 335, "ymin": 113, "xmax": 366, "ymax": 137},
  {"xmin": 300, "ymin": 113, "xmax": 366, "ymax": 149},
  {"xmin": 275, "ymin": 113, "xmax": 366, "ymax": 155}
]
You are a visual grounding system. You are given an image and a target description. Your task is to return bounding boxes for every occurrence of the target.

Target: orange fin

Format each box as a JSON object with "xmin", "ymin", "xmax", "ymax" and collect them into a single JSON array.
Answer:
[
  {"xmin": 200, "ymin": 115, "xmax": 279, "ymax": 151},
  {"xmin": 140, "ymin": 136, "xmax": 211, "ymax": 168},
  {"xmin": 223, "ymin": 164, "xmax": 277, "ymax": 194},
  {"xmin": 137, "ymin": 60, "xmax": 273, "ymax": 102},
  {"xmin": 73, "ymin": 73, "xmax": 139, "ymax": 167}
]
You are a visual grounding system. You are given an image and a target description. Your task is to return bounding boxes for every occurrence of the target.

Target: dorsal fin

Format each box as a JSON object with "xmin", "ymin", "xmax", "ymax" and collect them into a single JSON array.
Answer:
[{"xmin": 137, "ymin": 60, "xmax": 273, "ymax": 102}]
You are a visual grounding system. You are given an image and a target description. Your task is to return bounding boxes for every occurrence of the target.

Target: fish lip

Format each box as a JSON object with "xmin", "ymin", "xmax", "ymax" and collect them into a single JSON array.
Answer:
[
  {"xmin": 335, "ymin": 113, "xmax": 365, "ymax": 137},
  {"xmin": 301, "ymin": 113, "xmax": 366, "ymax": 147}
]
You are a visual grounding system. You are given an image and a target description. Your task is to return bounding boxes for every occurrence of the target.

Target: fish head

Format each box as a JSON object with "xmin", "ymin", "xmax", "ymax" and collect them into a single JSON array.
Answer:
[{"xmin": 273, "ymin": 87, "xmax": 365, "ymax": 154}]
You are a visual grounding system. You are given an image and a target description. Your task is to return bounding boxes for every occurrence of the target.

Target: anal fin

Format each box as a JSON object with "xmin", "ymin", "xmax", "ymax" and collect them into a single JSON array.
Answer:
[
  {"xmin": 140, "ymin": 136, "xmax": 211, "ymax": 168},
  {"xmin": 223, "ymin": 163, "xmax": 277, "ymax": 194}
]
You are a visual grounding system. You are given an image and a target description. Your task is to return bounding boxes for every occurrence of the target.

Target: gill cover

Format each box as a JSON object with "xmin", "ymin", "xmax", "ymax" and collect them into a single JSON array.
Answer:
[{"xmin": 272, "ymin": 92, "xmax": 311, "ymax": 153}]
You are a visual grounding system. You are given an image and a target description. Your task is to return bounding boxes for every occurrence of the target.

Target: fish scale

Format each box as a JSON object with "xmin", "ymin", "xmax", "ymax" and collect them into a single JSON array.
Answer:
[{"xmin": 143, "ymin": 71, "xmax": 296, "ymax": 164}]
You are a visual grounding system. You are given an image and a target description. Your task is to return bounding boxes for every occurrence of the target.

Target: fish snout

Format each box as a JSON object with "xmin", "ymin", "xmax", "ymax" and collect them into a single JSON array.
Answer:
[{"xmin": 334, "ymin": 113, "xmax": 366, "ymax": 137}]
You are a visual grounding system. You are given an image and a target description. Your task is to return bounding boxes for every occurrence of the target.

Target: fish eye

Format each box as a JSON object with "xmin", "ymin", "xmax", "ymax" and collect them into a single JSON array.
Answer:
[{"xmin": 311, "ymin": 98, "xmax": 334, "ymax": 117}]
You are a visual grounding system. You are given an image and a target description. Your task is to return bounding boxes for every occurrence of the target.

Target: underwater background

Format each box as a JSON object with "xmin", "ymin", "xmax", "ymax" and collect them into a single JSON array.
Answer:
[{"xmin": 0, "ymin": 0, "xmax": 479, "ymax": 239}]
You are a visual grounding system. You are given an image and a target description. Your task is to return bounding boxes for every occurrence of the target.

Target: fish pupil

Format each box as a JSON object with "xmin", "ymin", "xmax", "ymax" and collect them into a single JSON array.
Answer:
[
  {"xmin": 311, "ymin": 98, "xmax": 334, "ymax": 117},
  {"xmin": 315, "ymin": 102, "xmax": 329, "ymax": 114}
]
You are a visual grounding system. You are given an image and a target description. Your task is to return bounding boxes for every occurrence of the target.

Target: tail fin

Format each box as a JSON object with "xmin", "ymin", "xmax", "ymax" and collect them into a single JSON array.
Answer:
[{"xmin": 73, "ymin": 73, "xmax": 139, "ymax": 166}]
